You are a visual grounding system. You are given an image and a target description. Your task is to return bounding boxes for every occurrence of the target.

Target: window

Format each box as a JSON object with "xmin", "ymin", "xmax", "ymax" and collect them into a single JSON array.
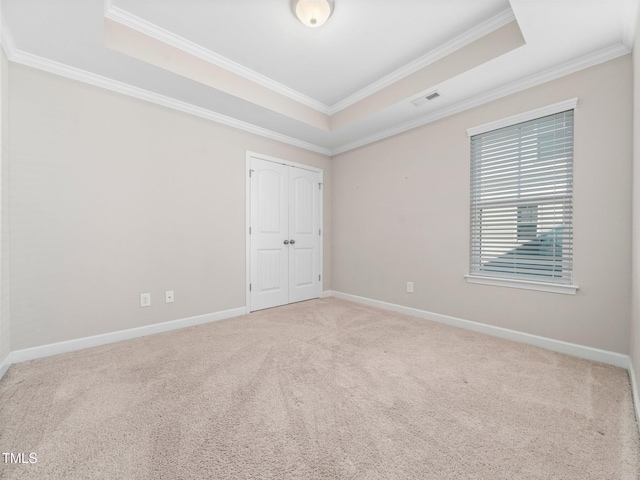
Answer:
[{"xmin": 467, "ymin": 106, "xmax": 576, "ymax": 294}]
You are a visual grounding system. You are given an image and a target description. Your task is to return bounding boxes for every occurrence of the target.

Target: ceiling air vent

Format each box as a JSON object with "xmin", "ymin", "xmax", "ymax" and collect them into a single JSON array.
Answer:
[{"xmin": 411, "ymin": 91, "xmax": 441, "ymax": 107}]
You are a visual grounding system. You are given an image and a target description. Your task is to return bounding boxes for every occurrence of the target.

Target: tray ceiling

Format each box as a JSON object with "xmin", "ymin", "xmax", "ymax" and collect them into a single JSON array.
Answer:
[{"xmin": 1, "ymin": 0, "xmax": 637, "ymax": 155}]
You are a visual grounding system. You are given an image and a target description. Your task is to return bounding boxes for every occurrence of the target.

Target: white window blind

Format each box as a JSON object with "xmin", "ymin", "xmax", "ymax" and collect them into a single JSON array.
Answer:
[{"xmin": 470, "ymin": 110, "xmax": 574, "ymax": 284}]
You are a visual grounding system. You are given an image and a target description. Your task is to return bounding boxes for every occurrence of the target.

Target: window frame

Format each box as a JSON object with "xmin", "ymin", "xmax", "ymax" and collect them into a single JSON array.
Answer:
[{"xmin": 465, "ymin": 99, "xmax": 579, "ymax": 295}]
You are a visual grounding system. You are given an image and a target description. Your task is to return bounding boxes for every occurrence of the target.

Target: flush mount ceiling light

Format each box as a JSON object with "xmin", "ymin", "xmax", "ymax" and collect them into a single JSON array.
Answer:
[{"xmin": 292, "ymin": 0, "xmax": 334, "ymax": 28}]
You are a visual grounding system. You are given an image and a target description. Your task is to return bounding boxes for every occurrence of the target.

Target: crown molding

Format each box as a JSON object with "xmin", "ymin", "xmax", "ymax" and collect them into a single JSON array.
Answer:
[
  {"xmin": 0, "ymin": 15, "xmax": 17, "ymax": 59},
  {"xmin": 104, "ymin": 2, "xmax": 333, "ymax": 115},
  {"xmin": 104, "ymin": 2, "xmax": 518, "ymax": 118},
  {"xmin": 0, "ymin": 21, "xmax": 330, "ymax": 156},
  {"xmin": 622, "ymin": 0, "xmax": 640, "ymax": 49},
  {"xmin": 331, "ymin": 43, "xmax": 630, "ymax": 155},
  {"xmin": 0, "ymin": 7, "xmax": 630, "ymax": 160},
  {"xmin": 327, "ymin": 8, "xmax": 516, "ymax": 115}
]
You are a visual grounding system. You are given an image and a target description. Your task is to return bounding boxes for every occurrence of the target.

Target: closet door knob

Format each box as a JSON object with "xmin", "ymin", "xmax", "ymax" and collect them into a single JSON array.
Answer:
[
  {"xmin": 284, "ymin": 239, "xmax": 290, "ymax": 245},
  {"xmin": 290, "ymin": 239, "xmax": 296, "ymax": 245}
]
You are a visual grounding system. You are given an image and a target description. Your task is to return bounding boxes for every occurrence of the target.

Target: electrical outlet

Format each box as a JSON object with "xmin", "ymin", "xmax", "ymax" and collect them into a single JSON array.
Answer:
[
  {"xmin": 165, "ymin": 291, "xmax": 174, "ymax": 303},
  {"xmin": 406, "ymin": 282, "xmax": 414, "ymax": 293},
  {"xmin": 140, "ymin": 293, "xmax": 151, "ymax": 307}
]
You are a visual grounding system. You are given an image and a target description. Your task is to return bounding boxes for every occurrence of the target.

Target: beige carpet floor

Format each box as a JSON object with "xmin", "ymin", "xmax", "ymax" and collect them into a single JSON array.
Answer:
[{"xmin": 0, "ymin": 297, "xmax": 639, "ymax": 479}]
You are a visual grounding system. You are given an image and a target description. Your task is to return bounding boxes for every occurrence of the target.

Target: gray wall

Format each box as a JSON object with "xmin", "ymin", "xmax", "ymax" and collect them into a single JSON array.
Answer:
[
  {"xmin": 0, "ymin": 48, "xmax": 8, "ymax": 364},
  {"xmin": 4, "ymin": 52, "xmax": 636, "ymax": 359},
  {"xmin": 9, "ymin": 63, "xmax": 332, "ymax": 351},
  {"xmin": 631, "ymin": 24, "xmax": 640, "ymax": 383},
  {"xmin": 332, "ymin": 56, "xmax": 633, "ymax": 354}
]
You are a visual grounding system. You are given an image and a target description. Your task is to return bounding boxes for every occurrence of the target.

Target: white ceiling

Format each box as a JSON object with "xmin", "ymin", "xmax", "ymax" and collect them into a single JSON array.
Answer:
[
  {"xmin": 112, "ymin": 0, "xmax": 511, "ymax": 107},
  {"xmin": 1, "ymin": 0, "xmax": 638, "ymax": 155}
]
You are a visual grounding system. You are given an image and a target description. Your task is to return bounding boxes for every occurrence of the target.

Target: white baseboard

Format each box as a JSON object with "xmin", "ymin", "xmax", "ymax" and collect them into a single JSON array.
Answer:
[
  {"xmin": 629, "ymin": 361, "xmax": 640, "ymax": 429},
  {"xmin": 2, "ymin": 294, "xmax": 638, "ymax": 434},
  {"xmin": 0, "ymin": 351, "xmax": 13, "ymax": 380},
  {"xmin": 331, "ymin": 291, "xmax": 629, "ymax": 368},
  {"xmin": 8, "ymin": 306, "xmax": 247, "ymax": 366}
]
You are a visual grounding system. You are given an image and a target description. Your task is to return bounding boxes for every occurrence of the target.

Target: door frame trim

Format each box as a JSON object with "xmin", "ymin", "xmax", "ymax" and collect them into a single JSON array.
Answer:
[{"xmin": 245, "ymin": 151, "xmax": 324, "ymax": 313}]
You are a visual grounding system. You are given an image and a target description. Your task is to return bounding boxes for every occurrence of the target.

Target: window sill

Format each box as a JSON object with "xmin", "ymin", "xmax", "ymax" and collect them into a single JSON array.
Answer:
[{"xmin": 464, "ymin": 275, "xmax": 578, "ymax": 295}]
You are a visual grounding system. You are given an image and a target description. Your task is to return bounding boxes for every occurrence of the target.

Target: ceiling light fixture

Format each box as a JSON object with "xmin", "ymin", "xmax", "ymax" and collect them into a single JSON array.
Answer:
[{"xmin": 292, "ymin": 0, "xmax": 334, "ymax": 28}]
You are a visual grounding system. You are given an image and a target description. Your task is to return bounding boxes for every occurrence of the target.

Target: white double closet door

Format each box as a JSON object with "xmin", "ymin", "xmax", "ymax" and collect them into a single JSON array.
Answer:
[{"xmin": 249, "ymin": 157, "xmax": 322, "ymax": 312}]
